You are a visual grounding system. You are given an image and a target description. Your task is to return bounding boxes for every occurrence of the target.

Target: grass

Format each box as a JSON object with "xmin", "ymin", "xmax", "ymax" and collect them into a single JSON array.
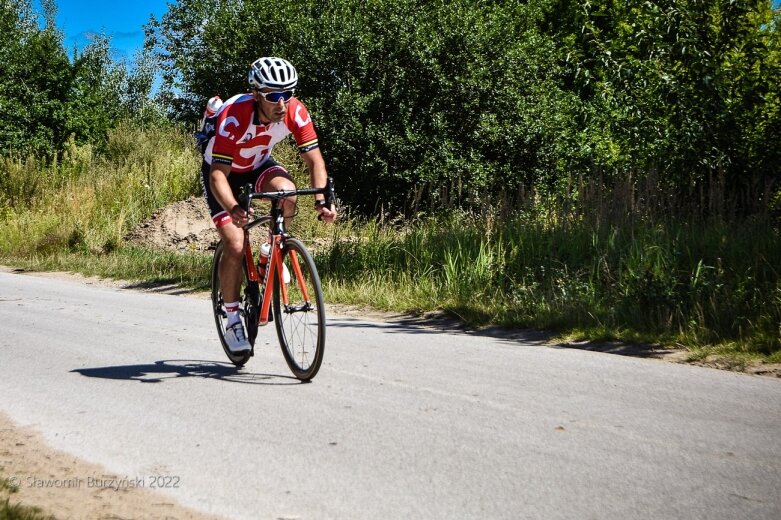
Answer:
[
  {"xmin": 1, "ymin": 124, "xmax": 779, "ymax": 365},
  {"xmin": 0, "ymin": 472, "xmax": 54, "ymax": 520},
  {"xmin": 314, "ymin": 211, "xmax": 781, "ymax": 363},
  {"xmin": 0, "ymin": 123, "xmax": 201, "ymax": 257},
  {"xmin": 5, "ymin": 247, "xmax": 213, "ymax": 291}
]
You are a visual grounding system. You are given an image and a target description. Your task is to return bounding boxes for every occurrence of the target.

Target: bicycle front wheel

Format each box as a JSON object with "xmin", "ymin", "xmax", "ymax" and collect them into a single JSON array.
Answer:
[{"xmin": 273, "ymin": 238, "xmax": 326, "ymax": 381}]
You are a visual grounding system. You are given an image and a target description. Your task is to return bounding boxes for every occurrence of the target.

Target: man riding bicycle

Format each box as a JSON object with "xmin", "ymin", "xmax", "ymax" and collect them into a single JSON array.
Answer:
[{"xmin": 200, "ymin": 57, "xmax": 337, "ymax": 354}]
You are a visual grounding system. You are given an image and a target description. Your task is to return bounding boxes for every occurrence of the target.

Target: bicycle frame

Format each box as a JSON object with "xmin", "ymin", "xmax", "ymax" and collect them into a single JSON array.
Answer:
[
  {"xmin": 239, "ymin": 179, "xmax": 333, "ymax": 327},
  {"xmin": 243, "ymin": 219, "xmax": 309, "ymax": 326}
]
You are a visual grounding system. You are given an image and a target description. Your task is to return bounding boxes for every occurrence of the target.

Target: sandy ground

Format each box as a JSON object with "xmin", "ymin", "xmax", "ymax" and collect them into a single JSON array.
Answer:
[
  {"xmin": 124, "ymin": 196, "xmax": 219, "ymax": 254},
  {"xmin": 0, "ymin": 411, "xmax": 224, "ymax": 520}
]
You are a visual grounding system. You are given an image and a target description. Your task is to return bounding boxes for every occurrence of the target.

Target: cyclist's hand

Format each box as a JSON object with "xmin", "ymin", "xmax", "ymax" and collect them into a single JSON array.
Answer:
[
  {"xmin": 316, "ymin": 203, "xmax": 337, "ymax": 223},
  {"xmin": 229, "ymin": 204, "xmax": 251, "ymax": 226}
]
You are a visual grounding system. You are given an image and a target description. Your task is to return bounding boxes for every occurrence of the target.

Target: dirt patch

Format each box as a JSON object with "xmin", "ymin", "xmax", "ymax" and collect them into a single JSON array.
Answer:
[
  {"xmin": 0, "ymin": 412, "xmax": 223, "ymax": 520},
  {"xmin": 125, "ymin": 196, "xmax": 218, "ymax": 253}
]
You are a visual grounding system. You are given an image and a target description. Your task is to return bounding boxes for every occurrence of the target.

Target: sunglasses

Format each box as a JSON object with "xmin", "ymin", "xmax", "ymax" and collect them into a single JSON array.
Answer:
[{"xmin": 258, "ymin": 90, "xmax": 294, "ymax": 103}]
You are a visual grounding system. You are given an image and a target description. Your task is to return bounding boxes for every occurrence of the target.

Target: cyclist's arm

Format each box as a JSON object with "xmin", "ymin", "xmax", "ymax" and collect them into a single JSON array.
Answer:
[
  {"xmin": 301, "ymin": 148, "xmax": 336, "ymax": 222},
  {"xmin": 210, "ymin": 163, "xmax": 249, "ymax": 225}
]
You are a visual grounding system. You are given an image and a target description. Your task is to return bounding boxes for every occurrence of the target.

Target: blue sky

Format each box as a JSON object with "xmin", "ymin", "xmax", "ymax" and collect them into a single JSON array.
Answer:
[{"xmin": 36, "ymin": 0, "xmax": 170, "ymax": 59}]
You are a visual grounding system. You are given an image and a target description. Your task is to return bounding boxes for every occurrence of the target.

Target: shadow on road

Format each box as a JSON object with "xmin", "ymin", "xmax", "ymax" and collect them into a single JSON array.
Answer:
[
  {"xmin": 328, "ymin": 316, "xmax": 554, "ymax": 345},
  {"xmin": 328, "ymin": 316, "xmax": 678, "ymax": 358},
  {"xmin": 551, "ymin": 340, "xmax": 682, "ymax": 359},
  {"xmin": 120, "ymin": 280, "xmax": 208, "ymax": 296},
  {"xmin": 71, "ymin": 359, "xmax": 302, "ymax": 385}
]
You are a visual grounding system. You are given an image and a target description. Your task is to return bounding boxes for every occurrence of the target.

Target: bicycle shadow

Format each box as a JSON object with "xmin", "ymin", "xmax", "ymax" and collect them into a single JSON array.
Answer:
[{"xmin": 71, "ymin": 359, "xmax": 303, "ymax": 385}]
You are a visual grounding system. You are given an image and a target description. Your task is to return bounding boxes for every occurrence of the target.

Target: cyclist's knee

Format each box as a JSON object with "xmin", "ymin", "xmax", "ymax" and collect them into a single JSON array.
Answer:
[
  {"xmin": 283, "ymin": 196, "xmax": 297, "ymax": 218},
  {"xmin": 264, "ymin": 175, "xmax": 297, "ymax": 217},
  {"xmin": 224, "ymin": 240, "xmax": 243, "ymax": 258},
  {"xmin": 218, "ymin": 227, "xmax": 244, "ymax": 257},
  {"xmin": 261, "ymin": 164, "xmax": 294, "ymax": 190}
]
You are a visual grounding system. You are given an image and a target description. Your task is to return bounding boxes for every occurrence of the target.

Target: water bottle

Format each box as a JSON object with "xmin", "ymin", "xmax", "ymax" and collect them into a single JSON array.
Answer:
[
  {"xmin": 258, "ymin": 241, "xmax": 271, "ymax": 279},
  {"xmin": 205, "ymin": 95, "xmax": 223, "ymax": 117},
  {"xmin": 199, "ymin": 96, "xmax": 223, "ymax": 130}
]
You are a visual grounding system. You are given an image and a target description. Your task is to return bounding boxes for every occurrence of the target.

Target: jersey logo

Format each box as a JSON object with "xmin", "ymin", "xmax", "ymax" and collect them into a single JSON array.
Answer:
[
  {"xmin": 218, "ymin": 116, "xmax": 240, "ymax": 139},
  {"xmin": 234, "ymin": 134, "xmax": 274, "ymax": 168},
  {"xmin": 294, "ymin": 105, "xmax": 311, "ymax": 128},
  {"xmin": 238, "ymin": 146, "xmax": 270, "ymax": 166}
]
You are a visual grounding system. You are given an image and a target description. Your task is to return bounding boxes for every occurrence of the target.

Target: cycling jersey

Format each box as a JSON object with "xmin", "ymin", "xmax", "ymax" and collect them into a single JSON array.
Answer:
[{"xmin": 203, "ymin": 93, "xmax": 319, "ymax": 173}]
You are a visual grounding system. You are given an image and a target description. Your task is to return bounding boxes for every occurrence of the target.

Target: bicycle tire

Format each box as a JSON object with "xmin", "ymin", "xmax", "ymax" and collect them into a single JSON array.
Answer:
[
  {"xmin": 211, "ymin": 241, "xmax": 257, "ymax": 367},
  {"xmin": 273, "ymin": 238, "xmax": 326, "ymax": 380}
]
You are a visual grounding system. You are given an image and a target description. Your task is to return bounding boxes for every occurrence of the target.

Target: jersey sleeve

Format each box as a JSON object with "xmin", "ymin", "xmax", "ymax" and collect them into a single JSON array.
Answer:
[
  {"xmin": 286, "ymin": 98, "xmax": 320, "ymax": 153},
  {"xmin": 211, "ymin": 104, "xmax": 245, "ymax": 165}
]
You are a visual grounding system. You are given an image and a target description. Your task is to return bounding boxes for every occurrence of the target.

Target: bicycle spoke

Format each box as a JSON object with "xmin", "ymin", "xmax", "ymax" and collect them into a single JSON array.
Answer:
[{"xmin": 273, "ymin": 238, "xmax": 325, "ymax": 380}]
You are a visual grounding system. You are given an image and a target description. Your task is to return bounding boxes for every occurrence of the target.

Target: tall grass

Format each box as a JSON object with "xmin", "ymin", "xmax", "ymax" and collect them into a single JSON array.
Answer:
[
  {"xmin": 0, "ymin": 123, "xmax": 201, "ymax": 257},
  {"xmin": 318, "ymin": 206, "xmax": 781, "ymax": 361}
]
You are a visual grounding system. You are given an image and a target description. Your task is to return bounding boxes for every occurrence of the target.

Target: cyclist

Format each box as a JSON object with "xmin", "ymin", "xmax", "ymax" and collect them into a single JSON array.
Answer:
[{"xmin": 200, "ymin": 57, "xmax": 337, "ymax": 354}]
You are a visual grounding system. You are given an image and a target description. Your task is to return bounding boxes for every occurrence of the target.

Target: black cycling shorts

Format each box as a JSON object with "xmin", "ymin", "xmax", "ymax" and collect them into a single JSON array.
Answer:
[{"xmin": 200, "ymin": 158, "xmax": 293, "ymax": 228}]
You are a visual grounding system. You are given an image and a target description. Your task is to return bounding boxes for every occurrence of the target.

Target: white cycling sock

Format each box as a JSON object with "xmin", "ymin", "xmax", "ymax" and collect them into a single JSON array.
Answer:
[{"xmin": 225, "ymin": 301, "xmax": 241, "ymax": 327}]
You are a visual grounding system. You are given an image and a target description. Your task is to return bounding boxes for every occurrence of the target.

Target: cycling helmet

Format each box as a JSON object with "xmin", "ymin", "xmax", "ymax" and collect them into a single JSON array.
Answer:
[{"xmin": 248, "ymin": 57, "xmax": 298, "ymax": 90}]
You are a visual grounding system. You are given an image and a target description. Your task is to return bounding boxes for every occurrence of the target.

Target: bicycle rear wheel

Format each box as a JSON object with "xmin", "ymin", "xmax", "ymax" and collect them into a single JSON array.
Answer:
[
  {"xmin": 273, "ymin": 238, "xmax": 326, "ymax": 380},
  {"xmin": 211, "ymin": 241, "xmax": 258, "ymax": 367}
]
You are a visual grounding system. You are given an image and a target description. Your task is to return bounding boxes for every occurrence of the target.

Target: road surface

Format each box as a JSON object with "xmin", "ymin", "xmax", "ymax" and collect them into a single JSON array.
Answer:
[{"xmin": 1, "ymin": 270, "xmax": 779, "ymax": 519}]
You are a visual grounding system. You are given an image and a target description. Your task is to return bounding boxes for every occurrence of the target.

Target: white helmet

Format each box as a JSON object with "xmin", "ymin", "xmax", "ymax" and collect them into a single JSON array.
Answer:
[{"xmin": 248, "ymin": 57, "xmax": 298, "ymax": 90}]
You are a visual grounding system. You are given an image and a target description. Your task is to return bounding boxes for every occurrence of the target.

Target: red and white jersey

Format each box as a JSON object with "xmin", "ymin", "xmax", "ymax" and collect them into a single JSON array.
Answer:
[{"xmin": 203, "ymin": 93, "xmax": 319, "ymax": 172}]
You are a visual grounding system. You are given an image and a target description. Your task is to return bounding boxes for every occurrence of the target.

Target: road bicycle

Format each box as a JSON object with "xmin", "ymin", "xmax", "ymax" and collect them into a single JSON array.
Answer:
[{"xmin": 210, "ymin": 178, "xmax": 335, "ymax": 380}]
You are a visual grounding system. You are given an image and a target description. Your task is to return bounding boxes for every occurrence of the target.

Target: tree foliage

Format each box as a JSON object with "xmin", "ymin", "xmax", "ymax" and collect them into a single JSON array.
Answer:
[
  {"xmin": 0, "ymin": 0, "xmax": 165, "ymax": 157},
  {"xmin": 0, "ymin": 0, "xmax": 70, "ymax": 154},
  {"xmin": 554, "ymin": 0, "xmax": 781, "ymax": 214},
  {"xmin": 149, "ymin": 0, "xmax": 780, "ymax": 216}
]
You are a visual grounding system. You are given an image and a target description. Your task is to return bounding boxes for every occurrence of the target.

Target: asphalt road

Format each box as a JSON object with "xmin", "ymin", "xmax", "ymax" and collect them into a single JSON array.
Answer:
[{"xmin": 1, "ymin": 270, "xmax": 780, "ymax": 519}]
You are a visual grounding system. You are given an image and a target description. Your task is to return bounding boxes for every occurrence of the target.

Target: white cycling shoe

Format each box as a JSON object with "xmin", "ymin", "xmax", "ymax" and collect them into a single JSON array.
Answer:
[{"xmin": 224, "ymin": 322, "xmax": 251, "ymax": 353}]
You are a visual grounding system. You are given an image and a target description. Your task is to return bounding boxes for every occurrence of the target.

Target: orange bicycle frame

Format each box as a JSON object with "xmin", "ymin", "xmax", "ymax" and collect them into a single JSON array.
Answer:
[{"xmin": 251, "ymin": 234, "xmax": 312, "ymax": 326}]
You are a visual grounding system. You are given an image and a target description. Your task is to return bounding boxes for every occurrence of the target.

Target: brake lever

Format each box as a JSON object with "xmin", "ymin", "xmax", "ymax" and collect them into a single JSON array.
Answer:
[
  {"xmin": 238, "ymin": 183, "xmax": 252, "ymax": 212},
  {"xmin": 317, "ymin": 177, "xmax": 336, "ymax": 221}
]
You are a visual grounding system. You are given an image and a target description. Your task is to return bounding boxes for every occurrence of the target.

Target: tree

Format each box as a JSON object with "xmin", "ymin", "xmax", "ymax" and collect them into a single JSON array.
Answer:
[
  {"xmin": 148, "ymin": 0, "xmax": 781, "ymax": 217},
  {"xmin": 0, "ymin": 0, "xmax": 72, "ymax": 156},
  {"xmin": 554, "ymin": 0, "xmax": 781, "ymax": 215},
  {"xmin": 0, "ymin": 0, "xmax": 167, "ymax": 157}
]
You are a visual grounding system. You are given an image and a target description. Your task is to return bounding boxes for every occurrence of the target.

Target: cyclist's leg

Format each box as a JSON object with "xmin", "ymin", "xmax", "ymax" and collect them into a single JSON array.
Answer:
[
  {"xmin": 201, "ymin": 160, "xmax": 246, "ymax": 306},
  {"xmin": 216, "ymin": 226, "xmax": 244, "ymax": 306}
]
